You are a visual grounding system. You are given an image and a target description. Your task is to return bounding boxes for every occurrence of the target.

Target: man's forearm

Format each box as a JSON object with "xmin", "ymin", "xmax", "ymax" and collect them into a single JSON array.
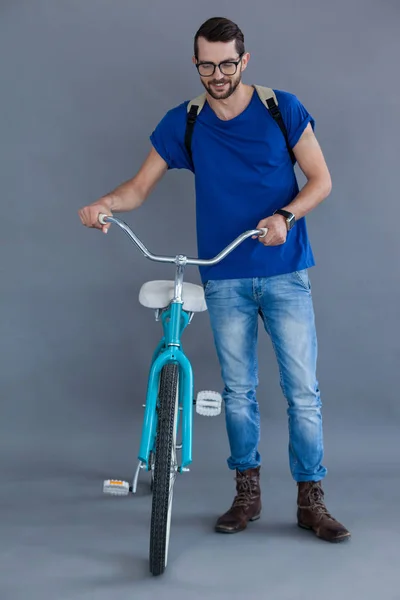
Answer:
[
  {"xmin": 283, "ymin": 176, "xmax": 332, "ymax": 220},
  {"xmin": 104, "ymin": 178, "xmax": 146, "ymax": 213}
]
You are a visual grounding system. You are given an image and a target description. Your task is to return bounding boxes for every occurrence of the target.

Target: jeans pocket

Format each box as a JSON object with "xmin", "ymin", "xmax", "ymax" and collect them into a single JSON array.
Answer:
[
  {"xmin": 294, "ymin": 269, "xmax": 311, "ymax": 291},
  {"xmin": 203, "ymin": 280, "xmax": 213, "ymax": 294}
]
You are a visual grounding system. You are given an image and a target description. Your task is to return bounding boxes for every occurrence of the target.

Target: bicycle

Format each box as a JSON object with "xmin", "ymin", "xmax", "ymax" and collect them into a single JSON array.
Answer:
[{"xmin": 98, "ymin": 214, "xmax": 266, "ymax": 576}]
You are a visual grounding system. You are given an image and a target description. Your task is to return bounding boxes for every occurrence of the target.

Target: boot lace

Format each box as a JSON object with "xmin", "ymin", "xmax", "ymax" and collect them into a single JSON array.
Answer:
[
  {"xmin": 305, "ymin": 482, "xmax": 333, "ymax": 518},
  {"xmin": 232, "ymin": 475, "xmax": 256, "ymax": 508}
]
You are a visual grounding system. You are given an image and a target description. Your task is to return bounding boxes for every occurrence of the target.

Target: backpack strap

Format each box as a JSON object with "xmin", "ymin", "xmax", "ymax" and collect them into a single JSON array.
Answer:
[
  {"xmin": 253, "ymin": 85, "xmax": 296, "ymax": 165},
  {"xmin": 185, "ymin": 93, "xmax": 206, "ymax": 168},
  {"xmin": 184, "ymin": 87, "xmax": 296, "ymax": 168}
]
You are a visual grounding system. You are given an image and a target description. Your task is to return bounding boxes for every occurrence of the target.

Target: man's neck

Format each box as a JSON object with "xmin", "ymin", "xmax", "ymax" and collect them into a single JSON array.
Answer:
[{"xmin": 206, "ymin": 83, "xmax": 254, "ymax": 121}]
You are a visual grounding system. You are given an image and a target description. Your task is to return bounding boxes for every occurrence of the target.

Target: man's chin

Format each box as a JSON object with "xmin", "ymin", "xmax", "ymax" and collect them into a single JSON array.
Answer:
[{"xmin": 207, "ymin": 86, "xmax": 233, "ymax": 100}]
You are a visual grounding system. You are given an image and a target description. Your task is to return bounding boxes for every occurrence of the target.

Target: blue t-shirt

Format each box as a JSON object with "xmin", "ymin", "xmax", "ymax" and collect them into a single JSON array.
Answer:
[{"xmin": 150, "ymin": 88, "xmax": 316, "ymax": 283}]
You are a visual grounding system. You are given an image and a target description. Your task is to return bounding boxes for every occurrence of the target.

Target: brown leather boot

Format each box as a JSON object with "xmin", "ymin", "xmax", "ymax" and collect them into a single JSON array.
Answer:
[
  {"xmin": 215, "ymin": 467, "xmax": 261, "ymax": 533},
  {"xmin": 297, "ymin": 481, "xmax": 351, "ymax": 543}
]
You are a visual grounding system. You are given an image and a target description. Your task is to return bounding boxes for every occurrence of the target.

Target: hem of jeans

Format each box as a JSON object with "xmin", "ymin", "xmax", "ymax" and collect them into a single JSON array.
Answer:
[
  {"xmin": 228, "ymin": 463, "xmax": 261, "ymax": 471},
  {"xmin": 293, "ymin": 474, "xmax": 327, "ymax": 483}
]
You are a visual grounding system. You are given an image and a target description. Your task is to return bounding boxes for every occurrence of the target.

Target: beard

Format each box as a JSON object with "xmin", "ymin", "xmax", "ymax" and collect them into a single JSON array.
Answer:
[{"xmin": 201, "ymin": 72, "xmax": 242, "ymax": 100}]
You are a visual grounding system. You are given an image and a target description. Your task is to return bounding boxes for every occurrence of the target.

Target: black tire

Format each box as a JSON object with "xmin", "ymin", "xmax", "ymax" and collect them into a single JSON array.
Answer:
[{"xmin": 149, "ymin": 363, "xmax": 179, "ymax": 576}]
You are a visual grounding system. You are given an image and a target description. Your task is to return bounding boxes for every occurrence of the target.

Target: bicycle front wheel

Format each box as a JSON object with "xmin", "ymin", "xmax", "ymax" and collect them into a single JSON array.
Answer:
[{"xmin": 149, "ymin": 363, "xmax": 179, "ymax": 576}]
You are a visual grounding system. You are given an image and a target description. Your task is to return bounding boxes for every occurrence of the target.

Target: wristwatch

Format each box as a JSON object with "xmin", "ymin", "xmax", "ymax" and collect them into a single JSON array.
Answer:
[{"xmin": 273, "ymin": 209, "xmax": 296, "ymax": 231}]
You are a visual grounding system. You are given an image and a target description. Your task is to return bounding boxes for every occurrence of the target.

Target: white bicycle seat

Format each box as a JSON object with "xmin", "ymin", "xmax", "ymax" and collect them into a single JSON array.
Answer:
[{"xmin": 139, "ymin": 280, "xmax": 207, "ymax": 312}]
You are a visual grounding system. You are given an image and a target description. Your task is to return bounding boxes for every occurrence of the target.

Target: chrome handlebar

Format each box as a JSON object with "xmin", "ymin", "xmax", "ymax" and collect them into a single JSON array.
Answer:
[{"xmin": 98, "ymin": 214, "xmax": 267, "ymax": 266}]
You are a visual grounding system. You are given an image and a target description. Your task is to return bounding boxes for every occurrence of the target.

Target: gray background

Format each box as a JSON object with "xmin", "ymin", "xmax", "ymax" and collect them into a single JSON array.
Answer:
[{"xmin": 1, "ymin": 1, "xmax": 399, "ymax": 599}]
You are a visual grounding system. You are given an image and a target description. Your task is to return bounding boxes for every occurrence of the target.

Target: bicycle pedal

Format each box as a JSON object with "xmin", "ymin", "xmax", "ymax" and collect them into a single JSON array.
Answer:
[
  {"xmin": 195, "ymin": 390, "xmax": 222, "ymax": 416},
  {"xmin": 103, "ymin": 479, "xmax": 130, "ymax": 496}
]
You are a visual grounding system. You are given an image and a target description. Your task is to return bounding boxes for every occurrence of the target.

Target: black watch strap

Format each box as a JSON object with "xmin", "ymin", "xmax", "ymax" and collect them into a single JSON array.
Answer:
[{"xmin": 273, "ymin": 209, "xmax": 295, "ymax": 230}]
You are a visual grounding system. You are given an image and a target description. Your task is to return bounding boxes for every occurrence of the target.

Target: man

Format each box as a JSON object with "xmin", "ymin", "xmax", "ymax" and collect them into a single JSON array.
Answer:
[{"xmin": 79, "ymin": 17, "xmax": 350, "ymax": 543}]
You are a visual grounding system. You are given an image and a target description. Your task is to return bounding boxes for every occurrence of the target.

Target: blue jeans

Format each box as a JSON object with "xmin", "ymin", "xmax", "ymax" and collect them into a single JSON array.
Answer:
[{"xmin": 204, "ymin": 271, "xmax": 327, "ymax": 482}]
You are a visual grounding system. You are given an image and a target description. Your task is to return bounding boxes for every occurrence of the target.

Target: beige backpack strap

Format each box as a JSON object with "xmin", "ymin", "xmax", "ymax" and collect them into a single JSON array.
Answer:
[
  {"xmin": 253, "ymin": 85, "xmax": 278, "ymax": 106},
  {"xmin": 187, "ymin": 93, "xmax": 207, "ymax": 114},
  {"xmin": 185, "ymin": 93, "xmax": 207, "ymax": 168},
  {"xmin": 253, "ymin": 85, "xmax": 296, "ymax": 165}
]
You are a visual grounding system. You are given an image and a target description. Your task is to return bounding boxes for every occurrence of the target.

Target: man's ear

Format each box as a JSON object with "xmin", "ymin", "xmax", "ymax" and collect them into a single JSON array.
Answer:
[{"xmin": 241, "ymin": 52, "xmax": 251, "ymax": 72}]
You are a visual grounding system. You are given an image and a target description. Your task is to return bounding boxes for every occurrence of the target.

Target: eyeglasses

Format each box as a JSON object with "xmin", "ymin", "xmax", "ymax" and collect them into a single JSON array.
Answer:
[{"xmin": 195, "ymin": 54, "xmax": 244, "ymax": 77}]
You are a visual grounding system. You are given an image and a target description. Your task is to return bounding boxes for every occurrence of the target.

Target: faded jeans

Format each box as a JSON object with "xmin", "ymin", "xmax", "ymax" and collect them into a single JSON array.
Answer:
[{"xmin": 204, "ymin": 271, "xmax": 327, "ymax": 482}]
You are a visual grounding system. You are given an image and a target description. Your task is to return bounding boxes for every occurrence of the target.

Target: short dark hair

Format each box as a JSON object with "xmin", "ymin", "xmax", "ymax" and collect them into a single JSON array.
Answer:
[{"xmin": 194, "ymin": 17, "xmax": 245, "ymax": 59}]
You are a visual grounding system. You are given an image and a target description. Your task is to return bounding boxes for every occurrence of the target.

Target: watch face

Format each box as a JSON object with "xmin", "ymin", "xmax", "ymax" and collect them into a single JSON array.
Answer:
[
  {"xmin": 287, "ymin": 214, "xmax": 295, "ymax": 229},
  {"xmin": 274, "ymin": 209, "xmax": 295, "ymax": 229}
]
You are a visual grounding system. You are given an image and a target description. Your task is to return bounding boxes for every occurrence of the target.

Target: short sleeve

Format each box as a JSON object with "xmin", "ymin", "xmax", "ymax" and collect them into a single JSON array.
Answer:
[
  {"xmin": 274, "ymin": 90, "xmax": 315, "ymax": 148},
  {"xmin": 149, "ymin": 102, "xmax": 193, "ymax": 172}
]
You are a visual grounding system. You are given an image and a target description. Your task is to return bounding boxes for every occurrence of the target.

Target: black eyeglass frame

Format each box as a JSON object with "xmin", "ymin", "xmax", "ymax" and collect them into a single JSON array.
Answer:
[{"xmin": 195, "ymin": 53, "xmax": 244, "ymax": 77}]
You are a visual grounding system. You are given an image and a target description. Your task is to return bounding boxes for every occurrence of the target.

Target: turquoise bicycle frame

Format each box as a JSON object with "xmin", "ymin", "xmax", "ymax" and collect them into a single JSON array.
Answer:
[
  {"xmin": 138, "ymin": 300, "xmax": 194, "ymax": 471},
  {"xmin": 96, "ymin": 213, "xmax": 262, "ymax": 483}
]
